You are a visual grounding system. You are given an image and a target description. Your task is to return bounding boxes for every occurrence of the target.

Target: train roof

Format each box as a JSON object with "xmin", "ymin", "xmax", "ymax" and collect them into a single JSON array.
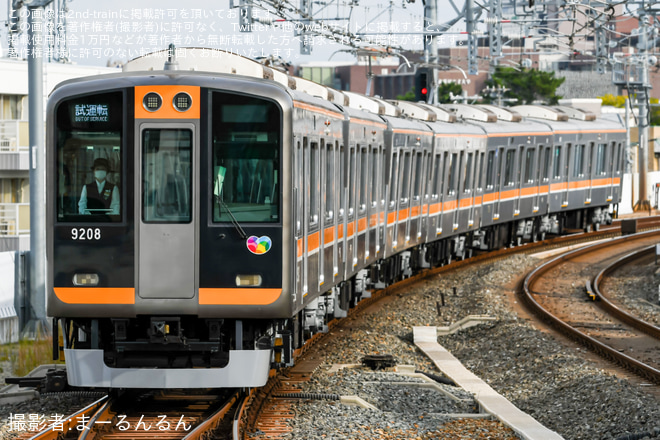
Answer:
[
  {"xmin": 424, "ymin": 119, "xmax": 487, "ymax": 137},
  {"xmin": 52, "ymin": 47, "xmax": 623, "ymax": 139},
  {"xmin": 342, "ymin": 105, "xmax": 387, "ymax": 125},
  {"xmin": 381, "ymin": 113, "xmax": 434, "ymax": 134}
]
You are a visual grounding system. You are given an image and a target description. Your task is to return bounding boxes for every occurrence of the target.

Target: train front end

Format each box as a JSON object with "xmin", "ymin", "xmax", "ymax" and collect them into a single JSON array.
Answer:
[{"xmin": 46, "ymin": 73, "xmax": 293, "ymax": 388}]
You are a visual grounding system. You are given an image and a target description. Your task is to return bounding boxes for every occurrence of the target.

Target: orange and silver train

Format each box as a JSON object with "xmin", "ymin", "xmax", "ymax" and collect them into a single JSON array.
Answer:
[{"xmin": 46, "ymin": 49, "xmax": 625, "ymax": 388}]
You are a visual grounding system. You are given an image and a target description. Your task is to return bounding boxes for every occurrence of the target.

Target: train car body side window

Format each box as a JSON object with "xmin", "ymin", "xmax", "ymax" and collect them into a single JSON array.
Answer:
[
  {"xmin": 503, "ymin": 149, "xmax": 515, "ymax": 186},
  {"xmin": 447, "ymin": 152, "xmax": 457, "ymax": 195},
  {"xmin": 359, "ymin": 147, "xmax": 368, "ymax": 213},
  {"xmin": 524, "ymin": 148, "xmax": 535, "ymax": 184},
  {"xmin": 553, "ymin": 146, "xmax": 562, "ymax": 180},
  {"xmin": 485, "ymin": 150, "xmax": 495, "ymax": 189},
  {"xmin": 596, "ymin": 143, "xmax": 606, "ymax": 176}
]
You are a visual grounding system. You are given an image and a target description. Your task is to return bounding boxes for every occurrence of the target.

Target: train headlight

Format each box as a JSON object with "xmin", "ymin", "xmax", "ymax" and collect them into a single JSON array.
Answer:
[
  {"xmin": 235, "ymin": 274, "xmax": 263, "ymax": 287},
  {"xmin": 173, "ymin": 92, "xmax": 192, "ymax": 112},
  {"xmin": 143, "ymin": 92, "xmax": 162, "ymax": 112},
  {"xmin": 72, "ymin": 273, "xmax": 99, "ymax": 286}
]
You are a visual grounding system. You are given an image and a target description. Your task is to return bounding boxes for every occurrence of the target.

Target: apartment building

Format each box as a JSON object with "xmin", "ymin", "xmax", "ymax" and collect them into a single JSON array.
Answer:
[{"xmin": 0, "ymin": 58, "xmax": 115, "ymax": 252}]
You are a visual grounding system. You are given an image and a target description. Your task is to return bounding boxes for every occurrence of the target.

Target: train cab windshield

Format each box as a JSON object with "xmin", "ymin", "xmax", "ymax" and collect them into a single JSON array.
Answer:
[
  {"xmin": 55, "ymin": 91, "xmax": 123, "ymax": 223},
  {"xmin": 212, "ymin": 92, "xmax": 281, "ymax": 223}
]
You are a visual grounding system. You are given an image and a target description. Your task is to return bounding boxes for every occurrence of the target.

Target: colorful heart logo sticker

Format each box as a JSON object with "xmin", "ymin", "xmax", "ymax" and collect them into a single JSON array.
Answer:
[{"xmin": 246, "ymin": 235, "xmax": 272, "ymax": 255}]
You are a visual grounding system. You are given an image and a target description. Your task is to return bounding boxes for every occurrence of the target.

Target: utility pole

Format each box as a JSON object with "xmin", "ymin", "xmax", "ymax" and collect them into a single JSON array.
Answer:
[
  {"xmin": 424, "ymin": 0, "xmax": 439, "ymax": 103},
  {"xmin": 24, "ymin": 0, "xmax": 52, "ymax": 338},
  {"xmin": 634, "ymin": 10, "xmax": 651, "ymax": 212},
  {"xmin": 465, "ymin": 0, "xmax": 478, "ymax": 75},
  {"xmin": 488, "ymin": 0, "xmax": 502, "ymax": 75}
]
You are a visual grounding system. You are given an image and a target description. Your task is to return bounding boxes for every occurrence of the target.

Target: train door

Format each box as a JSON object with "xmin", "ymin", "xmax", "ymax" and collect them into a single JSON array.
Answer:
[
  {"xmin": 607, "ymin": 141, "xmax": 616, "ymax": 202},
  {"xmin": 378, "ymin": 145, "xmax": 386, "ymax": 258},
  {"xmin": 430, "ymin": 152, "xmax": 442, "ymax": 238},
  {"xmin": 586, "ymin": 142, "xmax": 594, "ymax": 203},
  {"xmin": 322, "ymin": 139, "xmax": 337, "ymax": 285},
  {"xmin": 467, "ymin": 151, "xmax": 477, "ymax": 227},
  {"xmin": 563, "ymin": 143, "xmax": 572, "ymax": 207},
  {"xmin": 397, "ymin": 149, "xmax": 411, "ymax": 248},
  {"xmin": 421, "ymin": 149, "xmax": 431, "ymax": 239},
  {"xmin": 447, "ymin": 151, "xmax": 458, "ymax": 229},
  {"xmin": 387, "ymin": 150, "xmax": 400, "ymax": 254},
  {"xmin": 337, "ymin": 142, "xmax": 345, "ymax": 282},
  {"xmin": 309, "ymin": 139, "xmax": 320, "ymax": 295},
  {"xmin": 369, "ymin": 146, "xmax": 382, "ymax": 260},
  {"xmin": 357, "ymin": 146, "xmax": 368, "ymax": 263},
  {"xmin": 410, "ymin": 150, "xmax": 423, "ymax": 243},
  {"xmin": 494, "ymin": 147, "xmax": 504, "ymax": 219},
  {"xmin": 319, "ymin": 139, "xmax": 327, "ymax": 287},
  {"xmin": 302, "ymin": 137, "xmax": 311, "ymax": 296},
  {"xmin": 294, "ymin": 138, "xmax": 304, "ymax": 305},
  {"xmin": 515, "ymin": 146, "xmax": 524, "ymax": 216},
  {"xmin": 138, "ymin": 124, "xmax": 196, "ymax": 299},
  {"xmin": 534, "ymin": 145, "xmax": 544, "ymax": 212},
  {"xmin": 348, "ymin": 145, "xmax": 357, "ymax": 270}
]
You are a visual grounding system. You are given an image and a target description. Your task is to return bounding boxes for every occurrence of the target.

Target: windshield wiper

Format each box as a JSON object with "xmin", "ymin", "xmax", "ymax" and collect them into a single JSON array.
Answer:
[{"xmin": 217, "ymin": 197, "xmax": 248, "ymax": 240}]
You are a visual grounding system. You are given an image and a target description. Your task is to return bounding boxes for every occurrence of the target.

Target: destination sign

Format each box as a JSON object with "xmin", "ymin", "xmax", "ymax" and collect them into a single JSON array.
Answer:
[{"xmin": 74, "ymin": 104, "xmax": 109, "ymax": 122}]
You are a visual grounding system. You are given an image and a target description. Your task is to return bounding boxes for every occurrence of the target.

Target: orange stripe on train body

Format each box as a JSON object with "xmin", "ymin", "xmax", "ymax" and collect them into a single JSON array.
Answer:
[
  {"xmin": 520, "ymin": 187, "xmax": 539, "ymax": 197},
  {"xmin": 358, "ymin": 217, "xmax": 367, "ymax": 232},
  {"xmin": 350, "ymin": 118, "xmax": 387, "ymax": 129},
  {"xmin": 293, "ymin": 101, "xmax": 344, "ymax": 119},
  {"xmin": 323, "ymin": 226, "xmax": 335, "ymax": 243},
  {"xmin": 135, "ymin": 85, "xmax": 201, "ymax": 119},
  {"xmin": 54, "ymin": 288, "xmax": 135, "ymax": 304},
  {"xmin": 307, "ymin": 231, "xmax": 320, "ymax": 253},
  {"xmin": 459, "ymin": 198, "xmax": 472, "ymax": 209},
  {"xmin": 199, "ymin": 288, "xmax": 282, "ymax": 305},
  {"xmin": 428, "ymin": 203, "xmax": 441, "ymax": 215},
  {"xmin": 347, "ymin": 221, "xmax": 356, "ymax": 237}
]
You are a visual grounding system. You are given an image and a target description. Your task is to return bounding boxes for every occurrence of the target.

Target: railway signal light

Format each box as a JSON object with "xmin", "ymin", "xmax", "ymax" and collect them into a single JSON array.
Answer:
[{"xmin": 414, "ymin": 68, "xmax": 432, "ymax": 102}]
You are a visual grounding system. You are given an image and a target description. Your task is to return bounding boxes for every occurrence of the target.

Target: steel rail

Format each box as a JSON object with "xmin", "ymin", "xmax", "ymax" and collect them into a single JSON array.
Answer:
[
  {"xmin": 240, "ymin": 221, "xmax": 660, "ymax": 437},
  {"xmin": 522, "ymin": 230, "xmax": 660, "ymax": 384},
  {"xmin": 183, "ymin": 391, "xmax": 241, "ymax": 440},
  {"xmin": 22, "ymin": 395, "xmax": 109, "ymax": 440}
]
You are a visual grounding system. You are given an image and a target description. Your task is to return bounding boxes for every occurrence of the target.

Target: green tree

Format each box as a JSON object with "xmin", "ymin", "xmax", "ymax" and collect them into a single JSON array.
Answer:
[
  {"xmin": 396, "ymin": 89, "xmax": 416, "ymax": 101},
  {"xmin": 481, "ymin": 67, "xmax": 565, "ymax": 105},
  {"xmin": 438, "ymin": 82, "xmax": 463, "ymax": 103},
  {"xmin": 397, "ymin": 83, "xmax": 463, "ymax": 103}
]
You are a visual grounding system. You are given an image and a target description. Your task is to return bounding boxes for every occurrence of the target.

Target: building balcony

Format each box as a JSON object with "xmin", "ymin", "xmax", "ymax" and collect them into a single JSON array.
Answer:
[
  {"xmin": 0, "ymin": 203, "xmax": 29, "ymax": 252},
  {"xmin": 0, "ymin": 119, "xmax": 30, "ymax": 171}
]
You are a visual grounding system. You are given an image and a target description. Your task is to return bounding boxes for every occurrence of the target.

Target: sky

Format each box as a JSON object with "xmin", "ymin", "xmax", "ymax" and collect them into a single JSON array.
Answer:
[{"xmin": 0, "ymin": 0, "xmax": 456, "ymax": 66}]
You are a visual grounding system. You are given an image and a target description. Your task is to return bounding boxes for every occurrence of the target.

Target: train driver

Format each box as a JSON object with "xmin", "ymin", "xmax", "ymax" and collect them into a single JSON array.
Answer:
[{"xmin": 78, "ymin": 158, "xmax": 120, "ymax": 215}]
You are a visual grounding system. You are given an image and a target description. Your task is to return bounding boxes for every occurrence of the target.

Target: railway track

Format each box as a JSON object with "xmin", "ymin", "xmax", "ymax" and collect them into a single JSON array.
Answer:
[
  {"xmin": 522, "ymin": 229, "xmax": 660, "ymax": 383},
  {"xmin": 7, "ymin": 215, "xmax": 660, "ymax": 440},
  {"xmin": 9, "ymin": 390, "xmax": 241, "ymax": 440},
  {"xmin": 241, "ymin": 216, "xmax": 660, "ymax": 437}
]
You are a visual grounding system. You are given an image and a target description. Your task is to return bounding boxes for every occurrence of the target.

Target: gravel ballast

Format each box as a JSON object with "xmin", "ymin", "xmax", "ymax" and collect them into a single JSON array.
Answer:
[
  {"xmin": 268, "ymin": 254, "xmax": 660, "ymax": 440},
  {"xmin": 2, "ymin": 253, "xmax": 659, "ymax": 440}
]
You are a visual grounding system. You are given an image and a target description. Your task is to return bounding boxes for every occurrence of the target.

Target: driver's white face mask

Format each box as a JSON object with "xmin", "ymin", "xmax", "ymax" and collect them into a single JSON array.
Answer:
[{"xmin": 94, "ymin": 170, "xmax": 107, "ymax": 181}]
